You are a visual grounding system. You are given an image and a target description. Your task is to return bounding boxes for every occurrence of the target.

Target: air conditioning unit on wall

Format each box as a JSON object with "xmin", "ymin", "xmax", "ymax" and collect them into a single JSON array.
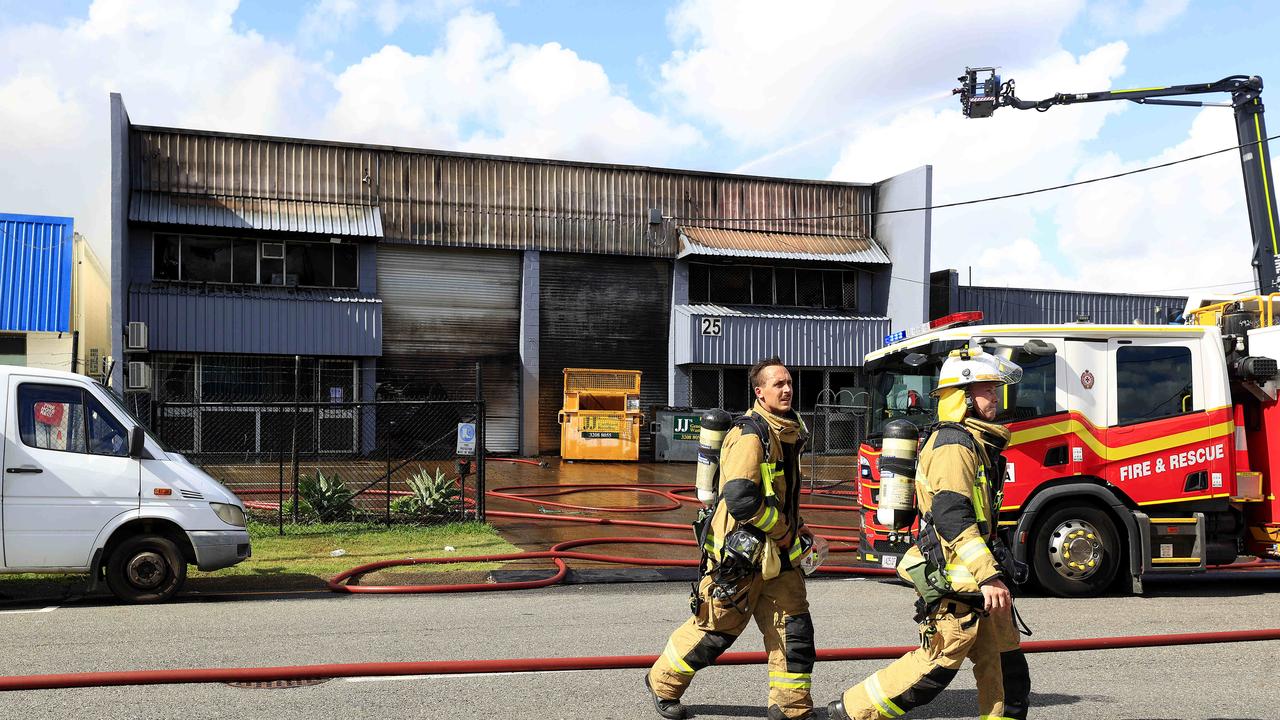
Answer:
[
  {"xmin": 126, "ymin": 362, "xmax": 151, "ymax": 391},
  {"xmin": 126, "ymin": 322, "xmax": 148, "ymax": 352}
]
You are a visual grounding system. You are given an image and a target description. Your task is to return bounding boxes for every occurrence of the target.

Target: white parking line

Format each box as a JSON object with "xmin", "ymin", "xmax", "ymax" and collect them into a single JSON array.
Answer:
[{"xmin": 0, "ymin": 606, "xmax": 57, "ymax": 615}]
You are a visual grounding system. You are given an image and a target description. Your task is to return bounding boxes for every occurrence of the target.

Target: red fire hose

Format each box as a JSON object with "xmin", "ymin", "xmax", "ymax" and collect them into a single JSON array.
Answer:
[{"xmin": 1, "ymin": 627, "xmax": 1277, "ymax": 692}]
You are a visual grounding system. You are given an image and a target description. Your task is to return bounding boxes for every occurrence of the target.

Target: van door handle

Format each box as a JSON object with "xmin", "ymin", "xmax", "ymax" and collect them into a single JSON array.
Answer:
[{"xmin": 5, "ymin": 466, "xmax": 43, "ymax": 474}]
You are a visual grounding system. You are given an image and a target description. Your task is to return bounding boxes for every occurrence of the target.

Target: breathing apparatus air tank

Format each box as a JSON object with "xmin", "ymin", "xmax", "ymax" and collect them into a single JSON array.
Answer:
[
  {"xmin": 695, "ymin": 409, "xmax": 734, "ymax": 505},
  {"xmin": 876, "ymin": 419, "xmax": 920, "ymax": 530}
]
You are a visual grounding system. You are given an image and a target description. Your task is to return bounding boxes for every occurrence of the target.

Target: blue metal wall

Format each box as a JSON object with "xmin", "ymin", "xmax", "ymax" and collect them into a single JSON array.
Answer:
[
  {"xmin": 0, "ymin": 213, "xmax": 74, "ymax": 332},
  {"xmin": 127, "ymin": 285, "xmax": 382, "ymax": 357},
  {"xmin": 674, "ymin": 305, "xmax": 889, "ymax": 367},
  {"xmin": 958, "ymin": 285, "xmax": 1187, "ymax": 325}
]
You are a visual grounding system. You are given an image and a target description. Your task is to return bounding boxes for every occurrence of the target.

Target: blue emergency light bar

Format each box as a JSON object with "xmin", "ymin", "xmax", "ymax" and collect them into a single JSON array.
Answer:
[{"xmin": 883, "ymin": 330, "xmax": 908, "ymax": 346}]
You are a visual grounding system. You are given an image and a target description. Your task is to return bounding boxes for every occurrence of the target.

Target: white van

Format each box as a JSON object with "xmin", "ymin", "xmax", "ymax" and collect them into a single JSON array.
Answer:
[{"xmin": 0, "ymin": 365, "xmax": 250, "ymax": 603}]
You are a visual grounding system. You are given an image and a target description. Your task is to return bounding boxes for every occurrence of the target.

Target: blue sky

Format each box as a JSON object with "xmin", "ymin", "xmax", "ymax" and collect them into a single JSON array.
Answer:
[{"xmin": 1, "ymin": 0, "xmax": 1277, "ymax": 296}]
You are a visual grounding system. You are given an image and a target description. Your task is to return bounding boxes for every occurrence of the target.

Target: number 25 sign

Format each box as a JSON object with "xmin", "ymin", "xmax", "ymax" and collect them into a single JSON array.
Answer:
[{"xmin": 700, "ymin": 317, "xmax": 722, "ymax": 336}]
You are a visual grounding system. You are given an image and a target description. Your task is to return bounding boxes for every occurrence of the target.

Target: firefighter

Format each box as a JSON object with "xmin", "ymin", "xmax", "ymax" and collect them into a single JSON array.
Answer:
[
  {"xmin": 645, "ymin": 356, "xmax": 827, "ymax": 720},
  {"xmin": 828, "ymin": 348, "xmax": 1031, "ymax": 720}
]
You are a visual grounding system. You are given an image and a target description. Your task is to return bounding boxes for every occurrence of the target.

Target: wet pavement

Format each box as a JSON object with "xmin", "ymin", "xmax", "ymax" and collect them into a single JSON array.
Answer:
[{"xmin": 481, "ymin": 457, "xmax": 868, "ymax": 578}]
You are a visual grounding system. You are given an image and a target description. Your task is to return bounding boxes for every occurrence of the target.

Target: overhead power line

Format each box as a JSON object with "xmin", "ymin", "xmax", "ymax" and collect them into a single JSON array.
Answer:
[{"xmin": 673, "ymin": 134, "xmax": 1280, "ymax": 223}]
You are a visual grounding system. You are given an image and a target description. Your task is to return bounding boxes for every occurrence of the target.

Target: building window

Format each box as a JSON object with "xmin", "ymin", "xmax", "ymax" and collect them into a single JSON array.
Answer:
[
  {"xmin": 152, "ymin": 233, "xmax": 359, "ymax": 289},
  {"xmin": 1116, "ymin": 345, "xmax": 1193, "ymax": 425},
  {"xmin": 149, "ymin": 353, "xmax": 359, "ymax": 456},
  {"xmin": 688, "ymin": 262, "xmax": 856, "ymax": 310},
  {"xmin": 0, "ymin": 334, "xmax": 25, "ymax": 366}
]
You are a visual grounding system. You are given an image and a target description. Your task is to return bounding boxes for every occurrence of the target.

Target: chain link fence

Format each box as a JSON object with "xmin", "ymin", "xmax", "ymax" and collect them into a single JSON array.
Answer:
[
  {"xmin": 110, "ymin": 356, "xmax": 493, "ymax": 530},
  {"xmin": 804, "ymin": 389, "xmax": 870, "ymax": 491},
  {"xmin": 150, "ymin": 398, "xmax": 485, "ymax": 529}
]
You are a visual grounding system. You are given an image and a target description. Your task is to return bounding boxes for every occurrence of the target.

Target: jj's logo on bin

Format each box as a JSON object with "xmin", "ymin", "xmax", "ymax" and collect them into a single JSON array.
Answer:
[
  {"xmin": 582, "ymin": 415, "xmax": 622, "ymax": 439},
  {"xmin": 673, "ymin": 415, "xmax": 701, "ymax": 442}
]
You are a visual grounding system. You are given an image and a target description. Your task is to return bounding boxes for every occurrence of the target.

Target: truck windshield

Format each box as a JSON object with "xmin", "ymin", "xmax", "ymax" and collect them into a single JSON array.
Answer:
[{"xmin": 865, "ymin": 340, "xmax": 965, "ymax": 437}]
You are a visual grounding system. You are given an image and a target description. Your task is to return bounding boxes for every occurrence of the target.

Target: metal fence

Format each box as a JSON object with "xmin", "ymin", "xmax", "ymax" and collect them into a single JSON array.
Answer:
[
  {"xmin": 150, "ymin": 397, "xmax": 486, "ymax": 529},
  {"xmin": 804, "ymin": 389, "xmax": 870, "ymax": 490}
]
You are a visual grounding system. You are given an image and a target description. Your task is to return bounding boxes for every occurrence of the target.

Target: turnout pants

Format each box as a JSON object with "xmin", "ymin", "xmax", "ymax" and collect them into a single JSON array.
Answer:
[
  {"xmin": 839, "ymin": 600, "xmax": 1029, "ymax": 720},
  {"xmin": 648, "ymin": 568, "xmax": 815, "ymax": 718}
]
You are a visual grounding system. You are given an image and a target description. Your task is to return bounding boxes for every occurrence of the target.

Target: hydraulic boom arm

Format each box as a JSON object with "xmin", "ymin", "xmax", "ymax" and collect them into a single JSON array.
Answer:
[{"xmin": 955, "ymin": 69, "xmax": 1280, "ymax": 294}]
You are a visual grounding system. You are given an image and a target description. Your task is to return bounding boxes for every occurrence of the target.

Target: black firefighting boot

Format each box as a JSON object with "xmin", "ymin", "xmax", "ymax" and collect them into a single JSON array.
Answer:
[
  {"xmin": 644, "ymin": 673, "xmax": 688, "ymax": 719},
  {"xmin": 826, "ymin": 699, "xmax": 852, "ymax": 720},
  {"xmin": 767, "ymin": 704, "xmax": 812, "ymax": 720}
]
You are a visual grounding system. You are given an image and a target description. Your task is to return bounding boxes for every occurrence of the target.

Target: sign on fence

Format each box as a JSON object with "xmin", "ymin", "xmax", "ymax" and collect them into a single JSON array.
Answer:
[{"xmin": 456, "ymin": 422, "xmax": 477, "ymax": 455}]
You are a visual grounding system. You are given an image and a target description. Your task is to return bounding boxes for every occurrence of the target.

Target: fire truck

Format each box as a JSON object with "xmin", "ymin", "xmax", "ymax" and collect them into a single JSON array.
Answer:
[
  {"xmin": 858, "ymin": 305, "xmax": 1280, "ymax": 597},
  {"xmin": 856, "ymin": 70, "xmax": 1280, "ymax": 597}
]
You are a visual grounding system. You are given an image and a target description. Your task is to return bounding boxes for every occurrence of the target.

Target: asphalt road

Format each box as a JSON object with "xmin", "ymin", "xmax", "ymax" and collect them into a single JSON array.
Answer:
[{"xmin": 2, "ymin": 570, "xmax": 1279, "ymax": 720}]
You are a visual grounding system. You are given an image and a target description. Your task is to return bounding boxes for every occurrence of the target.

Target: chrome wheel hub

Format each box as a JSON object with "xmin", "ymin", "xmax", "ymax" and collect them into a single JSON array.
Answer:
[{"xmin": 1047, "ymin": 519, "xmax": 1103, "ymax": 580}]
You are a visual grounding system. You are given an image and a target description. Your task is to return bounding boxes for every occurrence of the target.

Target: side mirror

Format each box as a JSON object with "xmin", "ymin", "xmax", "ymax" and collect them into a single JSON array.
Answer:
[
  {"xmin": 1022, "ymin": 339, "xmax": 1057, "ymax": 357},
  {"xmin": 128, "ymin": 426, "xmax": 146, "ymax": 459},
  {"xmin": 903, "ymin": 352, "xmax": 930, "ymax": 367}
]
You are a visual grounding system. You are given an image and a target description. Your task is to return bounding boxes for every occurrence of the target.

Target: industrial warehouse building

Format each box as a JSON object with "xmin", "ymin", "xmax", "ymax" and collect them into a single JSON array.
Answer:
[
  {"xmin": 0, "ymin": 213, "xmax": 110, "ymax": 376},
  {"xmin": 109, "ymin": 94, "xmax": 933, "ymax": 457}
]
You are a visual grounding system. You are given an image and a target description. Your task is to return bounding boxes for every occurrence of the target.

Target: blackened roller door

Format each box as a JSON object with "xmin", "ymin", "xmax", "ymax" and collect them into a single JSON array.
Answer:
[
  {"xmin": 539, "ymin": 253, "xmax": 671, "ymax": 455},
  {"xmin": 378, "ymin": 245, "xmax": 521, "ymax": 452}
]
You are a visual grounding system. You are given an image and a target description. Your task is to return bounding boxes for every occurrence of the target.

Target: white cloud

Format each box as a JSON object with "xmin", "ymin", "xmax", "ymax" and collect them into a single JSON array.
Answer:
[
  {"xmin": 1049, "ymin": 107, "xmax": 1255, "ymax": 294},
  {"xmin": 299, "ymin": 0, "xmax": 476, "ymax": 38},
  {"xmin": 0, "ymin": 1, "xmax": 701, "ymax": 265},
  {"xmin": 1087, "ymin": 0, "xmax": 1189, "ymax": 37},
  {"xmin": 0, "ymin": 0, "xmax": 321, "ymax": 262},
  {"xmin": 828, "ymin": 44, "xmax": 1132, "ymax": 291},
  {"xmin": 660, "ymin": 0, "xmax": 1085, "ymax": 148},
  {"xmin": 325, "ymin": 11, "xmax": 702, "ymax": 164}
]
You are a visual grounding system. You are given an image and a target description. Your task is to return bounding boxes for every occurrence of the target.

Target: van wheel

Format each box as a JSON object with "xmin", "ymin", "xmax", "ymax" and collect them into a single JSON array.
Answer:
[
  {"xmin": 105, "ymin": 535, "xmax": 187, "ymax": 604},
  {"xmin": 1030, "ymin": 505, "xmax": 1121, "ymax": 598}
]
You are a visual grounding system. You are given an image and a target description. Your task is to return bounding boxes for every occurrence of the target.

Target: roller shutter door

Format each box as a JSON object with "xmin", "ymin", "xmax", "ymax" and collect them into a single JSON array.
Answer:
[
  {"xmin": 539, "ymin": 254, "xmax": 671, "ymax": 455},
  {"xmin": 378, "ymin": 245, "xmax": 521, "ymax": 452}
]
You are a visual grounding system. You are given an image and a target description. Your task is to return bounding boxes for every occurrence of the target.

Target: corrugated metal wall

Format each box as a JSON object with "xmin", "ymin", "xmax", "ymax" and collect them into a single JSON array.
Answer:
[
  {"xmin": 127, "ymin": 285, "xmax": 382, "ymax": 356},
  {"xmin": 0, "ymin": 214, "xmax": 73, "ymax": 333},
  {"xmin": 539, "ymin": 254, "xmax": 671, "ymax": 455},
  {"xmin": 674, "ymin": 310, "xmax": 889, "ymax": 367},
  {"xmin": 958, "ymin": 286, "xmax": 1187, "ymax": 325},
  {"xmin": 130, "ymin": 127, "xmax": 874, "ymax": 257},
  {"xmin": 377, "ymin": 245, "xmax": 521, "ymax": 452}
]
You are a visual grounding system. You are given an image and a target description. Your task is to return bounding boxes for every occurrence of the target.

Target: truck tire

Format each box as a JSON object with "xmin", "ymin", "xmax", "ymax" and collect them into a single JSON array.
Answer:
[
  {"xmin": 105, "ymin": 535, "xmax": 187, "ymax": 604},
  {"xmin": 1030, "ymin": 504, "xmax": 1121, "ymax": 598}
]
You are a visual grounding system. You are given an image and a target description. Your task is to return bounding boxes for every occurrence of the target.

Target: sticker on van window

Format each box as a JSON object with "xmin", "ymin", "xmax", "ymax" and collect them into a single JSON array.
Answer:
[{"xmin": 34, "ymin": 402, "xmax": 65, "ymax": 426}]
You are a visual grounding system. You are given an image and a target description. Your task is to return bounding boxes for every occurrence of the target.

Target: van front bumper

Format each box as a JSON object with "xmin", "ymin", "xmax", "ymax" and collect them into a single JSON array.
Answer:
[{"xmin": 189, "ymin": 530, "xmax": 252, "ymax": 571}]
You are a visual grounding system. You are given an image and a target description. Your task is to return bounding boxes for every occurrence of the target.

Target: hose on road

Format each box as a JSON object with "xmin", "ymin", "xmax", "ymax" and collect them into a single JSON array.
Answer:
[{"xmin": 2, "ymin": 627, "xmax": 1278, "ymax": 692}]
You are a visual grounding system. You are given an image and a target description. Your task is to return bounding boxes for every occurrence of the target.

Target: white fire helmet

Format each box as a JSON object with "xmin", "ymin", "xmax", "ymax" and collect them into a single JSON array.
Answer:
[{"xmin": 932, "ymin": 348, "xmax": 1023, "ymax": 395}]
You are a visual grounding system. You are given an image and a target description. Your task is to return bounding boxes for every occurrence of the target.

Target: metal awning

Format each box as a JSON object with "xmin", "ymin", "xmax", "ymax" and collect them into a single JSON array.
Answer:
[
  {"xmin": 678, "ymin": 226, "xmax": 889, "ymax": 264},
  {"xmin": 129, "ymin": 191, "xmax": 384, "ymax": 238}
]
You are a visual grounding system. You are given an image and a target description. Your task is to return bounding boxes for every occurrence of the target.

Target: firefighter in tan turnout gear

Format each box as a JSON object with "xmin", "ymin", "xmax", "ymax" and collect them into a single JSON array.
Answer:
[
  {"xmin": 829, "ymin": 348, "xmax": 1031, "ymax": 720},
  {"xmin": 645, "ymin": 357, "xmax": 828, "ymax": 720}
]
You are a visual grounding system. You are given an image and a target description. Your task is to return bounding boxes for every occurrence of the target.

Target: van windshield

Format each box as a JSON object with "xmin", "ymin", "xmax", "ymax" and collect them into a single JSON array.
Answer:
[{"xmin": 95, "ymin": 382, "xmax": 170, "ymax": 453}]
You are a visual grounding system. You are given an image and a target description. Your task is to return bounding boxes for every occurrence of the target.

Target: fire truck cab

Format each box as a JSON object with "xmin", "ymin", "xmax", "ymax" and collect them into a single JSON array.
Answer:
[{"xmin": 858, "ymin": 307, "xmax": 1280, "ymax": 597}]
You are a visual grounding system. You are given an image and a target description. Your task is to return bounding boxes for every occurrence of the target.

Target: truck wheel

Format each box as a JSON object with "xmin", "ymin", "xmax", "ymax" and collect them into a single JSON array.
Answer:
[
  {"xmin": 105, "ymin": 535, "xmax": 187, "ymax": 604},
  {"xmin": 1030, "ymin": 505, "xmax": 1121, "ymax": 598}
]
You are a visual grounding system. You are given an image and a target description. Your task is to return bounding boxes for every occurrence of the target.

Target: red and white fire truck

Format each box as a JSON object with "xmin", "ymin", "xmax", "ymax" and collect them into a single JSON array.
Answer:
[
  {"xmin": 856, "ymin": 68, "xmax": 1280, "ymax": 597},
  {"xmin": 857, "ymin": 301, "xmax": 1280, "ymax": 597}
]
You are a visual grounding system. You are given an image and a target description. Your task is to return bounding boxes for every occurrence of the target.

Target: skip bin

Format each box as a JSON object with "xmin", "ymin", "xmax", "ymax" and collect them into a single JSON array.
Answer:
[
  {"xmin": 558, "ymin": 368, "xmax": 643, "ymax": 461},
  {"xmin": 651, "ymin": 407, "xmax": 716, "ymax": 462}
]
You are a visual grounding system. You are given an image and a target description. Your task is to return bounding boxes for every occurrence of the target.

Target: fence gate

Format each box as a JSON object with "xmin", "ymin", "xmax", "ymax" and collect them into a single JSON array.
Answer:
[{"xmin": 804, "ymin": 388, "xmax": 870, "ymax": 490}]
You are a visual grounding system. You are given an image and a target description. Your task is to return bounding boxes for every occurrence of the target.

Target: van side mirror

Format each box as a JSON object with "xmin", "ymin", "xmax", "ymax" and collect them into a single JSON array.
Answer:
[{"xmin": 128, "ymin": 426, "xmax": 146, "ymax": 459}]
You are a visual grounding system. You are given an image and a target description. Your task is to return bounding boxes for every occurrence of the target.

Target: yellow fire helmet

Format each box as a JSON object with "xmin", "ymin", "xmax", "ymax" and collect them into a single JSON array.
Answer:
[{"xmin": 932, "ymin": 347, "xmax": 1023, "ymax": 395}]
